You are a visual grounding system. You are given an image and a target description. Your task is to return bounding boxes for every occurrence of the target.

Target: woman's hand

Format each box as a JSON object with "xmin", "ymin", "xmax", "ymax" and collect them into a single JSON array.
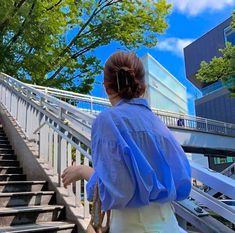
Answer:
[
  {"xmin": 62, "ymin": 165, "xmax": 82, "ymax": 188},
  {"xmin": 62, "ymin": 165, "xmax": 94, "ymax": 188}
]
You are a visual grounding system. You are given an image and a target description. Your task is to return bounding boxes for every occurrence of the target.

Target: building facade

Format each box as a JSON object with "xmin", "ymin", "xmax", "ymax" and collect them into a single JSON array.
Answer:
[
  {"xmin": 142, "ymin": 53, "xmax": 188, "ymax": 114},
  {"xmin": 184, "ymin": 17, "xmax": 235, "ymax": 171}
]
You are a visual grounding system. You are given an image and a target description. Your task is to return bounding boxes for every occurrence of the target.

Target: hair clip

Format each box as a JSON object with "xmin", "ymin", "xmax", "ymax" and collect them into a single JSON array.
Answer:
[{"xmin": 116, "ymin": 72, "xmax": 120, "ymax": 92}]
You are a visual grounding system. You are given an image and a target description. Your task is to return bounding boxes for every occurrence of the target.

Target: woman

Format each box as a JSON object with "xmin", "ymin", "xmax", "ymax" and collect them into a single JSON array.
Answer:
[{"xmin": 62, "ymin": 51, "xmax": 191, "ymax": 233}]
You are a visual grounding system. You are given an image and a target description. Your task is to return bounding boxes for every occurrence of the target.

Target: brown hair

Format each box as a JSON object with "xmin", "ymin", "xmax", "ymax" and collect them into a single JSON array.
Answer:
[{"xmin": 104, "ymin": 51, "xmax": 146, "ymax": 99}]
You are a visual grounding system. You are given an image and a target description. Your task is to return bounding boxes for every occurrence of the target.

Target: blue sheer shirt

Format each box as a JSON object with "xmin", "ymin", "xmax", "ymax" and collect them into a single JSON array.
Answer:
[{"xmin": 86, "ymin": 98, "xmax": 191, "ymax": 211}]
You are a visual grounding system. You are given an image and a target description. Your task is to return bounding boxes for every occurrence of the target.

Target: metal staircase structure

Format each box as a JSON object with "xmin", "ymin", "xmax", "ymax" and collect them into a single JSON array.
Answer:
[{"xmin": 0, "ymin": 72, "xmax": 235, "ymax": 233}]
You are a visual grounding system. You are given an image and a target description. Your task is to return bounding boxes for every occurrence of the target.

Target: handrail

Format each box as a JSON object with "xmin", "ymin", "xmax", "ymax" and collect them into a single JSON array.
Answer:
[
  {"xmin": 26, "ymin": 80, "xmax": 235, "ymax": 137},
  {"xmin": 1, "ymin": 73, "xmax": 235, "ymax": 231},
  {"xmin": 0, "ymin": 72, "xmax": 95, "ymax": 219},
  {"xmin": 26, "ymin": 82, "xmax": 234, "ymax": 125},
  {"xmin": 221, "ymin": 162, "xmax": 235, "ymax": 177}
]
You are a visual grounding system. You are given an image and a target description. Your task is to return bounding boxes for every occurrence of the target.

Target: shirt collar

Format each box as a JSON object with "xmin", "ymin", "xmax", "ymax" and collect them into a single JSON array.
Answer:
[{"xmin": 115, "ymin": 98, "xmax": 151, "ymax": 110}]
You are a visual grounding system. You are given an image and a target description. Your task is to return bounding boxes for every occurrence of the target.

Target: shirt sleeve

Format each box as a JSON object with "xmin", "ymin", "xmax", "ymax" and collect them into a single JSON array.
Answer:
[
  {"xmin": 86, "ymin": 112, "xmax": 135, "ymax": 211},
  {"xmin": 161, "ymin": 134, "xmax": 192, "ymax": 201}
]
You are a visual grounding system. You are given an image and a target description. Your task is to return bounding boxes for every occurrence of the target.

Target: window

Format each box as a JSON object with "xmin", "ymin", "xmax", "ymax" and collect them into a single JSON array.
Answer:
[
  {"xmin": 224, "ymin": 26, "xmax": 235, "ymax": 45},
  {"xmin": 213, "ymin": 156, "xmax": 235, "ymax": 165}
]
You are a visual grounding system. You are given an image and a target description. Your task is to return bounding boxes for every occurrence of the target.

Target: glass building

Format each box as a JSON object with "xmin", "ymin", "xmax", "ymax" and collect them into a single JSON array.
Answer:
[{"xmin": 142, "ymin": 53, "xmax": 188, "ymax": 114}]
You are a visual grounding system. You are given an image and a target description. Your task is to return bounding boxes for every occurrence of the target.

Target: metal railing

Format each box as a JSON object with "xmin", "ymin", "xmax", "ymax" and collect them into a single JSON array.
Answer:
[
  {"xmin": 1, "ymin": 73, "xmax": 235, "ymax": 232},
  {"xmin": 190, "ymin": 161, "xmax": 235, "ymax": 225},
  {"xmin": 27, "ymin": 83, "xmax": 235, "ymax": 137},
  {"xmin": 0, "ymin": 73, "xmax": 94, "ymax": 219},
  {"xmin": 221, "ymin": 162, "xmax": 235, "ymax": 177}
]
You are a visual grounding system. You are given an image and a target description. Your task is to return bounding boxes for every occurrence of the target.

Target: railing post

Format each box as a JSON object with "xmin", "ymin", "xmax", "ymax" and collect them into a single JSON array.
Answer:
[
  {"xmin": 67, "ymin": 143, "xmax": 73, "ymax": 196},
  {"xmin": 0, "ymin": 83, "xmax": 3, "ymax": 102},
  {"xmin": 90, "ymin": 96, "xmax": 93, "ymax": 113},
  {"xmin": 205, "ymin": 119, "xmax": 208, "ymax": 132},
  {"xmin": 224, "ymin": 123, "xmax": 227, "ymax": 134},
  {"xmin": 53, "ymin": 132, "xmax": 58, "ymax": 175},
  {"xmin": 75, "ymin": 148, "xmax": 81, "ymax": 207},
  {"xmin": 84, "ymin": 147, "xmax": 90, "ymax": 218},
  {"xmin": 58, "ymin": 138, "xmax": 67, "ymax": 187},
  {"xmin": 57, "ymin": 107, "xmax": 67, "ymax": 186},
  {"xmin": 57, "ymin": 134, "xmax": 62, "ymax": 186}
]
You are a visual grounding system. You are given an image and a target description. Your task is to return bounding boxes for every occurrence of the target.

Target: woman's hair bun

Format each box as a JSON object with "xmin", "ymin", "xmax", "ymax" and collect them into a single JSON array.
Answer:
[{"xmin": 104, "ymin": 51, "xmax": 146, "ymax": 99}]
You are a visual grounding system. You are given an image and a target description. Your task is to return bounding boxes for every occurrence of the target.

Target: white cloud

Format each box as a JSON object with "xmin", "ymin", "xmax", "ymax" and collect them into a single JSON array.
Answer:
[
  {"xmin": 168, "ymin": 0, "xmax": 235, "ymax": 16},
  {"xmin": 156, "ymin": 37, "xmax": 194, "ymax": 56}
]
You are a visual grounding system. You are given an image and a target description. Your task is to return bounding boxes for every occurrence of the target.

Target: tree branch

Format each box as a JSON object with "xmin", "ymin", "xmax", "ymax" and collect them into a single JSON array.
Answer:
[
  {"xmin": 48, "ymin": 38, "xmax": 102, "ymax": 80},
  {"xmin": 53, "ymin": 0, "xmax": 118, "ymax": 62},
  {"xmin": 5, "ymin": 1, "xmax": 36, "ymax": 50},
  {"xmin": 46, "ymin": 0, "xmax": 63, "ymax": 11},
  {"xmin": 0, "ymin": 0, "xmax": 27, "ymax": 32}
]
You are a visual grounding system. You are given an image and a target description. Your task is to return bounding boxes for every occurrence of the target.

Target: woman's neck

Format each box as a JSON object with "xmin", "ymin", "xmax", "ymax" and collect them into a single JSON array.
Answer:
[{"xmin": 108, "ymin": 94, "xmax": 121, "ymax": 106}]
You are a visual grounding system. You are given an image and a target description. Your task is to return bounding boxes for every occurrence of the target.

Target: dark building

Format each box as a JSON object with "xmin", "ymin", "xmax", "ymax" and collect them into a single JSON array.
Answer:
[
  {"xmin": 184, "ymin": 17, "xmax": 234, "ymax": 89},
  {"xmin": 184, "ymin": 17, "xmax": 235, "ymax": 171},
  {"xmin": 184, "ymin": 16, "xmax": 235, "ymax": 124}
]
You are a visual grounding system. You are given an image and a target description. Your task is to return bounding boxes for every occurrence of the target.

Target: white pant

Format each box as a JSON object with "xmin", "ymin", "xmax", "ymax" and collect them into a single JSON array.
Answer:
[{"xmin": 110, "ymin": 202, "xmax": 181, "ymax": 233}]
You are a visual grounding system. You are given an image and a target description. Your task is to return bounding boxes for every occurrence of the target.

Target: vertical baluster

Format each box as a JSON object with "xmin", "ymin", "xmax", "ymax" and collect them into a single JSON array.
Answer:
[
  {"xmin": 48, "ymin": 127, "xmax": 53, "ymax": 167},
  {"xmin": 76, "ymin": 147, "xmax": 81, "ymax": 207},
  {"xmin": 9, "ymin": 92, "xmax": 12, "ymax": 114},
  {"xmin": 53, "ymin": 132, "xmax": 58, "ymax": 175},
  {"xmin": 0, "ymin": 84, "xmax": 3, "ymax": 101},
  {"xmin": 39, "ymin": 115, "xmax": 45, "ymax": 159},
  {"xmin": 58, "ymin": 137, "xmax": 67, "ymax": 187},
  {"xmin": 26, "ymin": 105, "xmax": 32, "ymax": 139},
  {"xmin": 67, "ymin": 143, "xmax": 73, "ymax": 196},
  {"xmin": 16, "ymin": 96, "xmax": 19, "ymax": 121},
  {"xmin": 84, "ymin": 147, "xmax": 90, "ymax": 219}
]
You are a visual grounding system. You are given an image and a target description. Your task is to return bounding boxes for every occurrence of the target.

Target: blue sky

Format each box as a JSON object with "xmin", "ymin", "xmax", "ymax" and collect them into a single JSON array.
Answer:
[{"xmin": 90, "ymin": 0, "xmax": 235, "ymax": 115}]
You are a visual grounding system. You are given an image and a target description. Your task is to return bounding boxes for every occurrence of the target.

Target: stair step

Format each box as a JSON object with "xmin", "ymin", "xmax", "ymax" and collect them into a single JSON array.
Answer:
[
  {"xmin": 0, "ymin": 167, "xmax": 23, "ymax": 174},
  {"xmin": 0, "ymin": 155, "xmax": 17, "ymax": 160},
  {"xmin": 0, "ymin": 149, "xmax": 14, "ymax": 155},
  {"xmin": 0, "ymin": 205, "xmax": 64, "ymax": 227},
  {"xmin": 0, "ymin": 181, "xmax": 46, "ymax": 192},
  {"xmin": 0, "ymin": 140, "xmax": 10, "ymax": 144},
  {"xmin": 0, "ymin": 160, "xmax": 19, "ymax": 166},
  {"xmin": 0, "ymin": 191, "xmax": 54, "ymax": 207},
  {"xmin": 0, "ymin": 174, "xmax": 26, "ymax": 181},
  {"xmin": 0, "ymin": 144, "xmax": 12, "ymax": 149},
  {"xmin": 0, "ymin": 221, "xmax": 75, "ymax": 233},
  {"xmin": 0, "ymin": 136, "xmax": 8, "ymax": 141}
]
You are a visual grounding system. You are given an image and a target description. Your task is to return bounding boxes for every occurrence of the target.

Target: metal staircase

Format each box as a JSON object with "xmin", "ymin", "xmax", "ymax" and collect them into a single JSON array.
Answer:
[
  {"xmin": 0, "ymin": 72, "xmax": 235, "ymax": 232},
  {"xmin": 0, "ymin": 125, "xmax": 75, "ymax": 232},
  {"xmin": 206, "ymin": 162, "xmax": 235, "ymax": 198}
]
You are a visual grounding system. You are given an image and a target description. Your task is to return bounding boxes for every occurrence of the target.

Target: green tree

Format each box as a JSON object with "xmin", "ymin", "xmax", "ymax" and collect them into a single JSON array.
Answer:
[
  {"xmin": 0, "ymin": 0, "xmax": 171, "ymax": 93},
  {"xmin": 196, "ymin": 13, "xmax": 235, "ymax": 97}
]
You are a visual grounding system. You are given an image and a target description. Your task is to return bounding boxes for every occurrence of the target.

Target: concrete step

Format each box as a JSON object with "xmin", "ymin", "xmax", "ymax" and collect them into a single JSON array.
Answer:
[
  {"xmin": 0, "ymin": 205, "xmax": 64, "ymax": 227},
  {"xmin": 0, "ymin": 140, "xmax": 10, "ymax": 144},
  {"xmin": 0, "ymin": 149, "xmax": 14, "ymax": 154},
  {"xmin": 0, "ymin": 144, "xmax": 12, "ymax": 149},
  {"xmin": 0, "ymin": 136, "xmax": 8, "ymax": 141},
  {"xmin": 0, "ymin": 221, "xmax": 75, "ymax": 233},
  {"xmin": 0, "ymin": 167, "xmax": 23, "ymax": 174},
  {"xmin": 0, "ymin": 191, "xmax": 54, "ymax": 207},
  {"xmin": 0, "ymin": 174, "xmax": 26, "ymax": 181},
  {"xmin": 0, "ymin": 155, "xmax": 17, "ymax": 160},
  {"xmin": 0, "ymin": 160, "xmax": 19, "ymax": 167},
  {"xmin": 0, "ymin": 181, "xmax": 47, "ymax": 192}
]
